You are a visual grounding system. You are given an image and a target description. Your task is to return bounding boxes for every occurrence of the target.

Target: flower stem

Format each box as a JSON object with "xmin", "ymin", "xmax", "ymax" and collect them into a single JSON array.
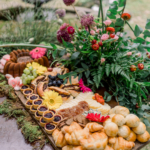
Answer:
[
  {"xmin": 99, "ymin": 0, "xmax": 104, "ymax": 32},
  {"xmin": 98, "ymin": 0, "xmax": 101, "ymax": 18},
  {"xmin": 125, "ymin": 21, "xmax": 134, "ymax": 33},
  {"xmin": 72, "ymin": 5, "xmax": 80, "ymax": 20}
]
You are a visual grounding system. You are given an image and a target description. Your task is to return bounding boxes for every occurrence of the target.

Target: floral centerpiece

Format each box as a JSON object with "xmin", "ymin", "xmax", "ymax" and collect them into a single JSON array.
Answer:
[{"xmin": 49, "ymin": 0, "xmax": 150, "ymax": 126}]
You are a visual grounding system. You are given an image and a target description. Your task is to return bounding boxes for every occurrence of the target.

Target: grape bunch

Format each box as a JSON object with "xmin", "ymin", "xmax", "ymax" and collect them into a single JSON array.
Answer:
[
  {"xmin": 21, "ymin": 66, "xmax": 37, "ymax": 85},
  {"xmin": 48, "ymin": 73, "xmax": 64, "ymax": 87}
]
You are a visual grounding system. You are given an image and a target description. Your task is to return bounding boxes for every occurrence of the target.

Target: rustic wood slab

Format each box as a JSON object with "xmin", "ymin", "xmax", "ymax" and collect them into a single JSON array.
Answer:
[{"xmin": 15, "ymin": 90, "xmax": 150, "ymax": 150}]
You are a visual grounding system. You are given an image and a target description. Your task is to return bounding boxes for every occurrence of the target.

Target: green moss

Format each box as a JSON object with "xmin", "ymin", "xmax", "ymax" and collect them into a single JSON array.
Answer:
[{"xmin": 21, "ymin": 121, "xmax": 43, "ymax": 143}]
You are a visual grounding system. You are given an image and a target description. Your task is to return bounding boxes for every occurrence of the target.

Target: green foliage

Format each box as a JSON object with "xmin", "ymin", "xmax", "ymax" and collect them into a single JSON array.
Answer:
[{"xmin": 22, "ymin": 121, "xmax": 43, "ymax": 142}]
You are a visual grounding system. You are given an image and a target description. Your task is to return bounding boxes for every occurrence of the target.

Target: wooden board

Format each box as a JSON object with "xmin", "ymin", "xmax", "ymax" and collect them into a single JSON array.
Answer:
[
  {"xmin": 15, "ymin": 90, "xmax": 61, "ymax": 150},
  {"xmin": 15, "ymin": 90, "xmax": 150, "ymax": 150}
]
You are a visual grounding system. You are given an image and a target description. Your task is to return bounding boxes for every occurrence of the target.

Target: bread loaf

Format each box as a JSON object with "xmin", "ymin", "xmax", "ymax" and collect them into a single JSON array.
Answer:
[
  {"xmin": 126, "ymin": 131, "xmax": 136, "ymax": 142},
  {"xmin": 132, "ymin": 122, "xmax": 146, "ymax": 135},
  {"xmin": 118, "ymin": 125, "xmax": 131, "ymax": 138},
  {"xmin": 104, "ymin": 122, "xmax": 118, "ymax": 137},
  {"xmin": 112, "ymin": 114, "xmax": 126, "ymax": 126},
  {"xmin": 126, "ymin": 114, "xmax": 140, "ymax": 127},
  {"xmin": 137, "ymin": 131, "xmax": 150, "ymax": 143}
]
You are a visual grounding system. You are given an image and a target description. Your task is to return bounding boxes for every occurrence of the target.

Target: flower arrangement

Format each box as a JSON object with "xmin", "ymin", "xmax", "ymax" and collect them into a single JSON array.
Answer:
[{"xmin": 49, "ymin": 0, "xmax": 150, "ymax": 126}]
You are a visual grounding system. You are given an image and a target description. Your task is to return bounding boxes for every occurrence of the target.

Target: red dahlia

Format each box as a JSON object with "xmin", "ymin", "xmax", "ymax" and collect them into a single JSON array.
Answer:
[
  {"xmin": 110, "ymin": 34, "xmax": 115, "ymax": 38},
  {"xmin": 121, "ymin": 13, "xmax": 131, "ymax": 20},
  {"xmin": 63, "ymin": 0, "xmax": 75, "ymax": 6},
  {"xmin": 92, "ymin": 44, "xmax": 99, "ymax": 51},
  {"xmin": 67, "ymin": 26, "xmax": 75, "ymax": 34},
  {"xmin": 86, "ymin": 113, "xmax": 110, "ymax": 123},
  {"xmin": 106, "ymin": 27, "xmax": 115, "ymax": 33},
  {"xmin": 98, "ymin": 42, "xmax": 103, "ymax": 47},
  {"xmin": 138, "ymin": 63, "xmax": 144, "ymax": 70},
  {"xmin": 91, "ymin": 40, "xmax": 97, "ymax": 44}
]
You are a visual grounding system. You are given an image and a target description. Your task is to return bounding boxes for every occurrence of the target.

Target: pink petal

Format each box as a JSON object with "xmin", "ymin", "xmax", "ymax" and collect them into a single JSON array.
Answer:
[
  {"xmin": 2, "ymin": 55, "xmax": 10, "ymax": 61},
  {"xmin": 8, "ymin": 78, "xmax": 17, "ymax": 88},
  {"xmin": 14, "ymin": 85, "xmax": 20, "ymax": 90},
  {"xmin": 0, "ymin": 59, "xmax": 6, "ymax": 66},
  {"xmin": 5, "ymin": 74, "xmax": 13, "ymax": 79},
  {"xmin": 0, "ymin": 64, "xmax": 4, "ymax": 69},
  {"xmin": 14, "ymin": 77, "xmax": 21, "ymax": 86}
]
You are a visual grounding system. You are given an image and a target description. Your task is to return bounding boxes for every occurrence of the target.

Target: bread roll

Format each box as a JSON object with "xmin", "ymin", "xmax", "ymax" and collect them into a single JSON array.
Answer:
[
  {"xmin": 104, "ymin": 145, "xmax": 114, "ymax": 150},
  {"xmin": 137, "ymin": 131, "xmax": 150, "ymax": 143},
  {"xmin": 118, "ymin": 125, "xmax": 131, "ymax": 138},
  {"xmin": 103, "ymin": 118, "xmax": 112, "ymax": 127},
  {"xmin": 109, "ymin": 106, "xmax": 130, "ymax": 117},
  {"xmin": 109, "ymin": 137, "xmax": 135, "ymax": 150},
  {"xmin": 132, "ymin": 122, "xmax": 146, "ymax": 135},
  {"xmin": 80, "ymin": 132, "xmax": 108, "ymax": 150},
  {"xmin": 104, "ymin": 122, "xmax": 118, "ymax": 137},
  {"xmin": 126, "ymin": 131, "xmax": 136, "ymax": 142},
  {"xmin": 126, "ymin": 114, "xmax": 140, "ymax": 127},
  {"xmin": 112, "ymin": 114, "xmax": 126, "ymax": 126}
]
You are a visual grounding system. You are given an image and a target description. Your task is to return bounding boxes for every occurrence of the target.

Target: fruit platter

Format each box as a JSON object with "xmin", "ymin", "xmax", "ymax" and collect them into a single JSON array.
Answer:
[{"xmin": 0, "ymin": 47, "xmax": 150, "ymax": 150}]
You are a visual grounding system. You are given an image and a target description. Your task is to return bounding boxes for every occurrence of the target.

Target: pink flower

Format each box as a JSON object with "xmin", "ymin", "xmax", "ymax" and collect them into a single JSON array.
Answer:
[
  {"xmin": 96, "ymin": 28, "xmax": 102, "ymax": 33},
  {"xmin": 30, "ymin": 47, "xmax": 46, "ymax": 59},
  {"xmin": 0, "ymin": 59, "xmax": 6, "ymax": 66},
  {"xmin": 8, "ymin": 76, "xmax": 22, "ymax": 90},
  {"xmin": 90, "ymin": 30, "xmax": 95, "ymax": 35},
  {"xmin": 103, "ymin": 20, "xmax": 112, "ymax": 26},
  {"xmin": 93, "ymin": 26, "xmax": 97, "ymax": 30},
  {"xmin": 60, "ymin": 23, "xmax": 69, "ymax": 31},
  {"xmin": 55, "ymin": 9, "xmax": 66, "ymax": 18},
  {"xmin": 5, "ymin": 74, "xmax": 13, "ymax": 80},
  {"xmin": 136, "ymin": 53, "xmax": 141, "ymax": 57},
  {"xmin": 8, "ymin": 78, "xmax": 17, "ymax": 88},
  {"xmin": 101, "ymin": 34, "xmax": 109, "ymax": 41},
  {"xmin": 2, "ymin": 54, "xmax": 10, "ymax": 61},
  {"xmin": 0, "ymin": 69, "xmax": 3, "ymax": 73},
  {"xmin": 79, "ymin": 79, "xmax": 92, "ymax": 93},
  {"xmin": 113, "ymin": 35, "xmax": 119, "ymax": 41},
  {"xmin": 67, "ymin": 26, "xmax": 75, "ymax": 34},
  {"xmin": 81, "ymin": 14, "xmax": 94, "ymax": 27},
  {"xmin": 127, "ymin": 52, "xmax": 132, "ymax": 56},
  {"xmin": 0, "ymin": 64, "xmax": 4, "ymax": 70},
  {"xmin": 116, "ymin": 32, "xmax": 123, "ymax": 37},
  {"xmin": 15, "ymin": 77, "xmax": 23, "ymax": 86},
  {"xmin": 101, "ymin": 58, "xmax": 105, "ymax": 64}
]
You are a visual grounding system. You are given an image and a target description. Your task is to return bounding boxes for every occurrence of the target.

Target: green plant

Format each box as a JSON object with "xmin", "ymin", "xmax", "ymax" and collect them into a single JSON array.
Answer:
[{"xmin": 49, "ymin": 0, "xmax": 150, "ymax": 125}]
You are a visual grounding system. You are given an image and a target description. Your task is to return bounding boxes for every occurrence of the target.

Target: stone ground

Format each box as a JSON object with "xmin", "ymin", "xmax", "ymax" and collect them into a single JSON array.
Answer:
[{"xmin": 0, "ymin": 97, "xmax": 53, "ymax": 150}]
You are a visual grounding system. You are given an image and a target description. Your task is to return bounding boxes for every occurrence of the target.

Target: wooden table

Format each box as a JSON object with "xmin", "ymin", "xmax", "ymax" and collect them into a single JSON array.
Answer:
[{"xmin": 15, "ymin": 91, "xmax": 150, "ymax": 150}]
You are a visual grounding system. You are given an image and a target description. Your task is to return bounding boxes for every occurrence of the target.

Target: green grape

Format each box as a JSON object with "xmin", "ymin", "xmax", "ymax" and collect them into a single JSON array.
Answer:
[
  {"xmin": 33, "ymin": 73, "xmax": 37, "ymax": 78},
  {"xmin": 32, "ymin": 69, "xmax": 37, "ymax": 74},
  {"xmin": 22, "ymin": 74, "xmax": 26, "ymax": 78},
  {"xmin": 31, "ymin": 76, "xmax": 34, "ymax": 80},
  {"xmin": 23, "ymin": 69, "xmax": 28, "ymax": 74},
  {"xmin": 23, "ymin": 80, "xmax": 27, "ymax": 85},
  {"xmin": 28, "ymin": 66, "xmax": 33, "ymax": 71}
]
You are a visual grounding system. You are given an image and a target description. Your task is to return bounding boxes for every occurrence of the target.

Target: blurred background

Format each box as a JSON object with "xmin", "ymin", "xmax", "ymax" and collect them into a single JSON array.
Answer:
[{"xmin": 0, "ymin": 0, "xmax": 149, "ymax": 57}]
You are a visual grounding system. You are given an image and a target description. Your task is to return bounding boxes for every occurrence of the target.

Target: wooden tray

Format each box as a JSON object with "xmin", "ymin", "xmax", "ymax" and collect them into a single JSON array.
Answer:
[{"xmin": 15, "ymin": 91, "xmax": 150, "ymax": 150}]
